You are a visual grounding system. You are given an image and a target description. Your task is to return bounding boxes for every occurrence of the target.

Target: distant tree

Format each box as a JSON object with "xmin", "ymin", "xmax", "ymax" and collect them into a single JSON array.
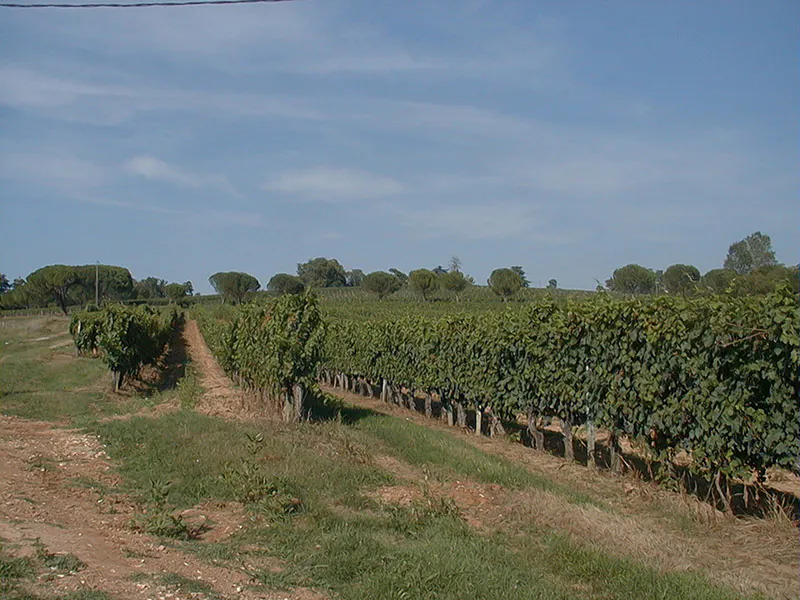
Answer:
[
  {"xmin": 0, "ymin": 274, "xmax": 9, "ymax": 294},
  {"xmin": 346, "ymin": 269, "xmax": 365, "ymax": 287},
  {"xmin": 268, "ymin": 273, "xmax": 305, "ymax": 295},
  {"xmin": 701, "ymin": 268, "xmax": 737, "ymax": 294},
  {"xmin": 441, "ymin": 270, "xmax": 469, "ymax": 300},
  {"xmin": 134, "ymin": 277, "xmax": 167, "ymax": 299},
  {"xmin": 663, "ymin": 264, "xmax": 701, "ymax": 296},
  {"xmin": 26, "ymin": 265, "xmax": 81, "ymax": 314},
  {"xmin": 729, "ymin": 265, "xmax": 799, "ymax": 296},
  {"xmin": 724, "ymin": 231, "xmax": 778, "ymax": 274},
  {"xmin": 547, "ymin": 279, "xmax": 557, "ymax": 289},
  {"xmin": 0, "ymin": 283, "xmax": 30, "ymax": 310},
  {"xmin": 432, "ymin": 265, "xmax": 448, "ymax": 276},
  {"xmin": 208, "ymin": 272, "xmax": 260, "ymax": 304},
  {"xmin": 389, "ymin": 268, "xmax": 408, "ymax": 285},
  {"xmin": 606, "ymin": 264, "xmax": 657, "ymax": 295},
  {"xmin": 448, "ymin": 256, "xmax": 462, "ymax": 273},
  {"xmin": 362, "ymin": 271, "xmax": 401, "ymax": 300},
  {"xmin": 183, "ymin": 281, "xmax": 194, "ymax": 296},
  {"xmin": 510, "ymin": 266, "xmax": 529, "ymax": 288},
  {"xmin": 71, "ymin": 265, "xmax": 134, "ymax": 304},
  {"xmin": 165, "ymin": 282, "xmax": 190, "ymax": 303},
  {"xmin": 654, "ymin": 269, "xmax": 665, "ymax": 293},
  {"xmin": 488, "ymin": 268, "xmax": 524, "ymax": 301},
  {"xmin": 409, "ymin": 269, "xmax": 438, "ymax": 301},
  {"xmin": 12, "ymin": 278, "xmax": 25, "ymax": 290},
  {"xmin": 297, "ymin": 257, "xmax": 347, "ymax": 288}
]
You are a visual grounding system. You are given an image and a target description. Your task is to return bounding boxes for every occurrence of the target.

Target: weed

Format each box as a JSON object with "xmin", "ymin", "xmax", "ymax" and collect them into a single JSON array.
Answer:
[
  {"xmin": 177, "ymin": 367, "xmax": 203, "ymax": 409},
  {"xmin": 25, "ymin": 454, "xmax": 56, "ymax": 473},
  {"xmin": 128, "ymin": 479, "xmax": 197, "ymax": 540},
  {"xmin": 158, "ymin": 572, "xmax": 220, "ymax": 597},
  {"xmin": 33, "ymin": 538, "xmax": 86, "ymax": 574},
  {"xmin": 219, "ymin": 433, "xmax": 304, "ymax": 517}
]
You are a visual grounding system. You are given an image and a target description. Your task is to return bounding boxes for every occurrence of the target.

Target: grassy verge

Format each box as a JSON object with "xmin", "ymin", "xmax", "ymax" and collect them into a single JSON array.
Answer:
[{"xmin": 92, "ymin": 408, "xmax": 766, "ymax": 600}]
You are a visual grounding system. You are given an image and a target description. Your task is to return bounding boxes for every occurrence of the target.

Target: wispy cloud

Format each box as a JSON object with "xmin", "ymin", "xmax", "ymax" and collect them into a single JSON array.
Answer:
[
  {"xmin": 0, "ymin": 66, "xmax": 322, "ymax": 126},
  {"xmin": 263, "ymin": 167, "xmax": 405, "ymax": 202},
  {"xmin": 127, "ymin": 155, "xmax": 239, "ymax": 195}
]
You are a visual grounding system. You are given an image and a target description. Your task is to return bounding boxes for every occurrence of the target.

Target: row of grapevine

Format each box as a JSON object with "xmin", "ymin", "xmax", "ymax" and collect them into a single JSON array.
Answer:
[
  {"xmin": 195, "ymin": 292, "xmax": 326, "ymax": 421},
  {"xmin": 322, "ymin": 287, "xmax": 799, "ymax": 492},
  {"xmin": 70, "ymin": 305, "xmax": 182, "ymax": 390}
]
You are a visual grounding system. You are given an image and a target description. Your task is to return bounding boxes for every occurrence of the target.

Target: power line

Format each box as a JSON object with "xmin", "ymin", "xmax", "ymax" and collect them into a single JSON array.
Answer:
[{"xmin": 0, "ymin": 0, "xmax": 294, "ymax": 7}]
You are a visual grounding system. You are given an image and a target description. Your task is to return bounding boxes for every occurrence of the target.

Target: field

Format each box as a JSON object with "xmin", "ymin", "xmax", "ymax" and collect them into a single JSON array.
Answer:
[{"xmin": 0, "ymin": 314, "xmax": 798, "ymax": 600}]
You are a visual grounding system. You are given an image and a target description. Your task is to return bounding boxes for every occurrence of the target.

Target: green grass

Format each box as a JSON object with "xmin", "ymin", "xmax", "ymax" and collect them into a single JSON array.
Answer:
[
  {"xmin": 1, "ymin": 541, "xmax": 108, "ymax": 600},
  {"xmin": 91, "ymin": 408, "xmax": 764, "ymax": 600},
  {"xmin": 0, "ymin": 319, "xmax": 168, "ymax": 424},
  {"xmin": 336, "ymin": 404, "xmax": 602, "ymax": 507}
]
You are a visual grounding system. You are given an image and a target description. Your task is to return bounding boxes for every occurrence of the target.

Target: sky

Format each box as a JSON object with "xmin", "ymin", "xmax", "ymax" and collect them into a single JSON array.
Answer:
[{"xmin": 0, "ymin": 0, "xmax": 797, "ymax": 293}]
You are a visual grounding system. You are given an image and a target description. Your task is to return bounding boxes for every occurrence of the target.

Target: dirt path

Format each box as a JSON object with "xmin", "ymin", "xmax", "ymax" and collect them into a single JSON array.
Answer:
[
  {"xmin": 0, "ymin": 417, "xmax": 273, "ymax": 600},
  {"xmin": 320, "ymin": 384, "xmax": 800, "ymax": 600},
  {"xmin": 183, "ymin": 320, "xmax": 257, "ymax": 420}
]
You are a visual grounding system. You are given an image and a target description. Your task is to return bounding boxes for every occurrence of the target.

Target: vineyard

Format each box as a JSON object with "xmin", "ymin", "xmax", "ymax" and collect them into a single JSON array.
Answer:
[
  {"xmin": 196, "ymin": 292, "xmax": 325, "ymax": 421},
  {"xmin": 2, "ymin": 292, "xmax": 797, "ymax": 600},
  {"xmin": 70, "ymin": 304, "xmax": 182, "ymax": 390},
  {"xmin": 196, "ymin": 287, "xmax": 799, "ymax": 510}
]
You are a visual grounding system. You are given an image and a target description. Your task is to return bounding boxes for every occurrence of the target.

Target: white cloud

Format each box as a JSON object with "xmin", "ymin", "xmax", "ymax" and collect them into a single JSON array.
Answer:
[
  {"xmin": 126, "ymin": 155, "xmax": 239, "ymax": 195},
  {"xmin": 0, "ymin": 66, "xmax": 322, "ymax": 126},
  {"xmin": 263, "ymin": 167, "xmax": 405, "ymax": 202}
]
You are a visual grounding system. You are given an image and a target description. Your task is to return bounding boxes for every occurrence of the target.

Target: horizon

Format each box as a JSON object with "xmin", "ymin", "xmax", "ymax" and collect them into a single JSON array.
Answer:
[{"xmin": 2, "ymin": 1, "xmax": 798, "ymax": 294}]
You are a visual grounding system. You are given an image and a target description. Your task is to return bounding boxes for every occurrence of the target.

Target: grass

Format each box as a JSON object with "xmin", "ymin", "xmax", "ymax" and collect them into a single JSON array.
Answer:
[
  {"xmin": 0, "ymin": 317, "xmax": 776, "ymax": 600},
  {"xmin": 332, "ymin": 402, "xmax": 603, "ymax": 507},
  {"xmin": 1, "ymin": 540, "xmax": 107, "ymax": 600},
  {"xmin": 90, "ymin": 408, "xmax": 766, "ymax": 600}
]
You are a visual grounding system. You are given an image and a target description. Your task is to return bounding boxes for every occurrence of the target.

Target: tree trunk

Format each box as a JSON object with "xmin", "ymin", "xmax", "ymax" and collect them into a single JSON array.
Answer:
[
  {"xmin": 475, "ymin": 408, "xmax": 482, "ymax": 436},
  {"xmin": 112, "ymin": 371, "xmax": 123, "ymax": 392},
  {"xmin": 456, "ymin": 401, "xmax": 466, "ymax": 428},
  {"xmin": 424, "ymin": 394, "xmax": 432, "ymax": 418},
  {"xmin": 489, "ymin": 412, "xmax": 505, "ymax": 437},
  {"xmin": 282, "ymin": 390, "xmax": 293, "ymax": 422},
  {"xmin": 445, "ymin": 403, "xmax": 454, "ymax": 426},
  {"xmin": 381, "ymin": 378, "xmax": 389, "ymax": 403},
  {"xmin": 609, "ymin": 432, "xmax": 622, "ymax": 474},
  {"xmin": 586, "ymin": 419, "xmax": 597, "ymax": 470},
  {"xmin": 527, "ymin": 406, "xmax": 545, "ymax": 451},
  {"xmin": 562, "ymin": 418, "xmax": 574, "ymax": 462},
  {"xmin": 293, "ymin": 384, "xmax": 305, "ymax": 422}
]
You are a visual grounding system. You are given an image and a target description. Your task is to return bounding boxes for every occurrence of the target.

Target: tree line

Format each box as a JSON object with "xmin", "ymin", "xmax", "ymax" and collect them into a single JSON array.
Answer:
[
  {"xmin": 3, "ymin": 231, "xmax": 794, "ymax": 312},
  {"xmin": 0, "ymin": 265, "xmax": 193, "ymax": 313},
  {"xmin": 209, "ymin": 231, "xmax": 795, "ymax": 305},
  {"xmin": 604, "ymin": 232, "xmax": 798, "ymax": 296}
]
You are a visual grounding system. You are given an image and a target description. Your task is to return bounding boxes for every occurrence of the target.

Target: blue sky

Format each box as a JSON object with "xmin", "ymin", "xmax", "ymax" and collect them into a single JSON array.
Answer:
[{"xmin": 1, "ymin": 0, "xmax": 797, "ymax": 292}]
